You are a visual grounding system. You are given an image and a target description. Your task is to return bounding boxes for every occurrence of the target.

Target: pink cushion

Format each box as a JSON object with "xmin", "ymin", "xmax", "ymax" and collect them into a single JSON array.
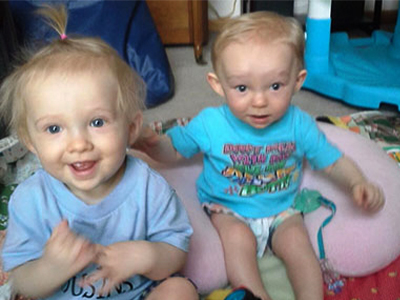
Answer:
[
  {"xmin": 303, "ymin": 122, "xmax": 400, "ymax": 277},
  {"xmin": 132, "ymin": 153, "xmax": 228, "ymax": 294},
  {"xmin": 132, "ymin": 122, "xmax": 400, "ymax": 294}
]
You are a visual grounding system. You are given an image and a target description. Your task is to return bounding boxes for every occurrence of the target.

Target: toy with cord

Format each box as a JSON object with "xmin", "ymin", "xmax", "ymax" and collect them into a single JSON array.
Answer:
[{"xmin": 304, "ymin": 0, "xmax": 400, "ymax": 111}]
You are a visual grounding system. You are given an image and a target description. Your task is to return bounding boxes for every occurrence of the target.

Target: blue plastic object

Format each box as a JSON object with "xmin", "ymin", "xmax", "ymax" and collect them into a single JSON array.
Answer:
[
  {"xmin": 225, "ymin": 290, "xmax": 246, "ymax": 300},
  {"xmin": 9, "ymin": 0, "xmax": 174, "ymax": 107},
  {"xmin": 304, "ymin": 5, "xmax": 400, "ymax": 111},
  {"xmin": 224, "ymin": 288, "xmax": 261, "ymax": 300}
]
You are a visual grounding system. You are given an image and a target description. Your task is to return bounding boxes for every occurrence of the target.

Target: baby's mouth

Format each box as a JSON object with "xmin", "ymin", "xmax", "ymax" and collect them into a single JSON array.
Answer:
[
  {"xmin": 71, "ymin": 161, "xmax": 96, "ymax": 172},
  {"xmin": 250, "ymin": 114, "xmax": 270, "ymax": 120}
]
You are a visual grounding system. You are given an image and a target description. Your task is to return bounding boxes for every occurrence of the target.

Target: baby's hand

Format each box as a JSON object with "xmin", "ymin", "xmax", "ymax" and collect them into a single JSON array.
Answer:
[
  {"xmin": 131, "ymin": 126, "xmax": 160, "ymax": 152},
  {"xmin": 44, "ymin": 220, "xmax": 97, "ymax": 276},
  {"xmin": 80, "ymin": 242, "xmax": 138, "ymax": 296},
  {"xmin": 351, "ymin": 182, "xmax": 385, "ymax": 213}
]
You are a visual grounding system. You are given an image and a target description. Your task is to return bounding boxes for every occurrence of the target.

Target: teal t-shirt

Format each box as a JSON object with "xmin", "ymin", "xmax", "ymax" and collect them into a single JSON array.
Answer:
[{"xmin": 167, "ymin": 104, "xmax": 342, "ymax": 218}]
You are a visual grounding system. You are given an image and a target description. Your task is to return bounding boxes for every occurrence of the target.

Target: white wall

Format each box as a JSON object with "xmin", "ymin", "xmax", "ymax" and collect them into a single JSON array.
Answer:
[{"xmin": 208, "ymin": 0, "xmax": 241, "ymax": 20}]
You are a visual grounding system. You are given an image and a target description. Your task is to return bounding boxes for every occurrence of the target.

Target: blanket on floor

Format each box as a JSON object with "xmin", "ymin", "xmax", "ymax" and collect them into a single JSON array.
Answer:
[
  {"xmin": 316, "ymin": 110, "xmax": 400, "ymax": 166},
  {"xmin": 324, "ymin": 254, "xmax": 400, "ymax": 299}
]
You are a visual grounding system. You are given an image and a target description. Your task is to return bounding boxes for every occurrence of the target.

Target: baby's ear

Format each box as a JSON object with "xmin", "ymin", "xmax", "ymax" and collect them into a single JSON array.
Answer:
[
  {"xmin": 21, "ymin": 134, "xmax": 37, "ymax": 156},
  {"xmin": 128, "ymin": 112, "xmax": 143, "ymax": 146},
  {"xmin": 206, "ymin": 72, "xmax": 225, "ymax": 97},
  {"xmin": 295, "ymin": 69, "xmax": 307, "ymax": 92}
]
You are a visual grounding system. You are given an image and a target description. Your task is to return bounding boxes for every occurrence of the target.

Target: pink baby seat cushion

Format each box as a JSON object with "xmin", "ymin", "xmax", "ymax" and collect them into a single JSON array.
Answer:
[{"xmin": 133, "ymin": 122, "xmax": 400, "ymax": 294}]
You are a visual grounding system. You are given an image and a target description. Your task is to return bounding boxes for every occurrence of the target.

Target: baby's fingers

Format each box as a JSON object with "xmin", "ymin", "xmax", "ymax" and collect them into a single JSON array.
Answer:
[
  {"xmin": 366, "ymin": 187, "xmax": 385, "ymax": 212},
  {"xmin": 45, "ymin": 220, "xmax": 75, "ymax": 256},
  {"xmin": 99, "ymin": 278, "xmax": 120, "ymax": 297},
  {"xmin": 353, "ymin": 184, "xmax": 384, "ymax": 212},
  {"xmin": 48, "ymin": 220, "xmax": 69, "ymax": 242},
  {"xmin": 80, "ymin": 267, "xmax": 104, "ymax": 287},
  {"xmin": 80, "ymin": 268, "xmax": 119, "ymax": 297},
  {"xmin": 132, "ymin": 126, "xmax": 159, "ymax": 149}
]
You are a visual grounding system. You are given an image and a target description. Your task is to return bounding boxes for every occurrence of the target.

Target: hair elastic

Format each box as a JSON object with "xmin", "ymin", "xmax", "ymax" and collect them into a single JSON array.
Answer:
[{"xmin": 60, "ymin": 33, "xmax": 67, "ymax": 40}]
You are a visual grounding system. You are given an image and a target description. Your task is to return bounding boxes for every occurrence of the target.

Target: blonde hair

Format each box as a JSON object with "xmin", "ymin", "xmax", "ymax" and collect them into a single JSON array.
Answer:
[
  {"xmin": 0, "ymin": 5, "xmax": 146, "ymax": 142},
  {"xmin": 211, "ymin": 11, "xmax": 305, "ymax": 74}
]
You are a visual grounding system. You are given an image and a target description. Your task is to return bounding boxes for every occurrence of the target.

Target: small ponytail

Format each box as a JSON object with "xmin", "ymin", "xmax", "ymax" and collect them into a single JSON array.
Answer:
[{"xmin": 36, "ymin": 4, "xmax": 68, "ymax": 41}]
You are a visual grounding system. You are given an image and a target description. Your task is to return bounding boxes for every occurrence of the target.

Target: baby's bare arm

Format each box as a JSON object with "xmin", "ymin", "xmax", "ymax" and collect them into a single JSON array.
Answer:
[
  {"xmin": 133, "ymin": 126, "xmax": 183, "ymax": 163},
  {"xmin": 10, "ymin": 220, "xmax": 97, "ymax": 298},
  {"xmin": 323, "ymin": 156, "xmax": 385, "ymax": 212},
  {"xmin": 81, "ymin": 241, "xmax": 187, "ymax": 296}
]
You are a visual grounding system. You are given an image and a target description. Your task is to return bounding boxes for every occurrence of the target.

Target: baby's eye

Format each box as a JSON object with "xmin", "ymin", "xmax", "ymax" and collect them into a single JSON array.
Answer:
[
  {"xmin": 46, "ymin": 125, "xmax": 61, "ymax": 134},
  {"xmin": 270, "ymin": 83, "xmax": 281, "ymax": 91},
  {"xmin": 235, "ymin": 85, "xmax": 247, "ymax": 93},
  {"xmin": 91, "ymin": 118, "xmax": 105, "ymax": 127}
]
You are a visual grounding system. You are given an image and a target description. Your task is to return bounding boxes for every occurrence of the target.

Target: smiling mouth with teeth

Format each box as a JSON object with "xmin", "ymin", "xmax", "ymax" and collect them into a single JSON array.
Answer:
[{"xmin": 71, "ymin": 161, "xmax": 96, "ymax": 171}]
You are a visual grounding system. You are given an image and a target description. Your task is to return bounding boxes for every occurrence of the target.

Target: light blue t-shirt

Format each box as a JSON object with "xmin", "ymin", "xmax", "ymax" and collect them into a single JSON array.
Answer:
[
  {"xmin": 167, "ymin": 104, "xmax": 342, "ymax": 218},
  {"xmin": 2, "ymin": 155, "xmax": 192, "ymax": 300}
]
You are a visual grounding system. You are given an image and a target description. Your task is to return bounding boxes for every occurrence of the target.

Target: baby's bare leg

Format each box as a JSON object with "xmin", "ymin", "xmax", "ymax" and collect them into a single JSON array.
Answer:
[
  {"xmin": 271, "ymin": 214, "xmax": 323, "ymax": 300},
  {"xmin": 211, "ymin": 213, "xmax": 271, "ymax": 300},
  {"xmin": 146, "ymin": 276, "xmax": 198, "ymax": 300}
]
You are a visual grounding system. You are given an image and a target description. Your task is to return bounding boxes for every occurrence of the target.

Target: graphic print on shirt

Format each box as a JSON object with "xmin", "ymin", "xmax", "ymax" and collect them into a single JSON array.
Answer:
[
  {"xmin": 61, "ymin": 272, "xmax": 135, "ymax": 298},
  {"xmin": 221, "ymin": 142, "xmax": 299, "ymax": 196}
]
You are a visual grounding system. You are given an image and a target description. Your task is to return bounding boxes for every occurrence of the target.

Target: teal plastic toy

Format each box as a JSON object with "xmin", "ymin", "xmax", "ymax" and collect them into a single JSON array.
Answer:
[
  {"xmin": 294, "ymin": 189, "xmax": 345, "ymax": 294},
  {"xmin": 303, "ymin": 0, "xmax": 400, "ymax": 111}
]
